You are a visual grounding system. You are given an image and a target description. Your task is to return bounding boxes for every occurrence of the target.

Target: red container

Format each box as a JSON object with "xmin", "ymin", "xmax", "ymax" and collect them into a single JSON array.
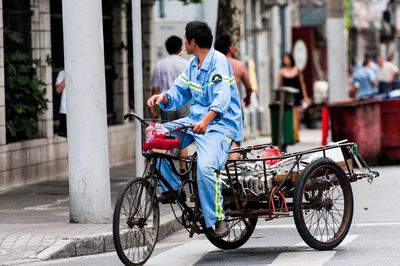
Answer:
[
  {"xmin": 380, "ymin": 99, "xmax": 400, "ymax": 161},
  {"xmin": 328, "ymin": 100, "xmax": 381, "ymax": 165}
]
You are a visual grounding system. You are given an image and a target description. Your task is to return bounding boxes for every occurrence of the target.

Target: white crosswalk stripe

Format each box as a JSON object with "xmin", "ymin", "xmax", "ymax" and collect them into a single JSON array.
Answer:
[
  {"xmin": 256, "ymin": 222, "xmax": 400, "ymax": 230},
  {"xmin": 269, "ymin": 251, "xmax": 336, "ymax": 266},
  {"xmin": 147, "ymin": 239, "xmax": 215, "ymax": 266},
  {"xmin": 269, "ymin": 235, "xmax": 359, "ymax": 266},
  {"xmin": 146, "ymin": 230, "xmax": 359, "ymax": 266}
]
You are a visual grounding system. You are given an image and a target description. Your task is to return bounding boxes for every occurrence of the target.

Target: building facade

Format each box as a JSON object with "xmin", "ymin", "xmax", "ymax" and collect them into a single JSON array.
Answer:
[
  {"xmin": 152, "ymin": 0, "xmax": 298, "ymax": 137},
  {"xmin": 0, "ymin": 0, "xmax": 156, "ymax": 190}
]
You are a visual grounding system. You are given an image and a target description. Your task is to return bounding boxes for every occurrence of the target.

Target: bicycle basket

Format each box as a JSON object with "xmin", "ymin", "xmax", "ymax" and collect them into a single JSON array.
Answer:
[{"xmin": 141, "ymin": 122, "xmax": 184, "ymax": 159}]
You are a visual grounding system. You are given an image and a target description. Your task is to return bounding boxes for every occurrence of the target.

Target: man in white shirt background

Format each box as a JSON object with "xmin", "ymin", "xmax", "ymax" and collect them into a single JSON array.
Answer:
[
  {"xmin": 150, "ymin": 36, "xmax": 190, "ymax": 172},
  {"xmin": 55, "ymin": 70, "xmax": 67, "ymax": 137},
  {"xmin": 150, "ymin": 35, "xmax": 189, "ymax": 121},
  {"xmin": 376, "ymin": 54, "xmax": 399, "ymax": 94}
]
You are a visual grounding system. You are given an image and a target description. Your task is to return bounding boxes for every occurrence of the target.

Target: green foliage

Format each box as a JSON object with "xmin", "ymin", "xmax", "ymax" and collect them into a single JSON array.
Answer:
[
  {"xmin": 4, "ymin": 29, "xmax": 48, "ymax": 141},
  {"xmin": 344, "ymin": 0, "xmax": 352, "ymax": 30}
]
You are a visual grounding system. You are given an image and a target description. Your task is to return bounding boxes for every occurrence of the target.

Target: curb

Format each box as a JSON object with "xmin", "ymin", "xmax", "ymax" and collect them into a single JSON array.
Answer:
[{"xmin": 37, "ymin": 213, "xmax": 183, "ymax": 260}]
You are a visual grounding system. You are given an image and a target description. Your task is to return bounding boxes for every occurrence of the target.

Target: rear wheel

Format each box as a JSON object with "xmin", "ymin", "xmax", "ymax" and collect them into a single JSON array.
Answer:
[
  {"xmin": 205, "ymin": 217, "xmax": 257, "ymax": 250},
  {"xmin": 293, "ymin": 158, "xmax": 353, "ymax": 250},
  {"xmin": 113, "ymin": 177, "xmax": 159, "ymax": 266}
]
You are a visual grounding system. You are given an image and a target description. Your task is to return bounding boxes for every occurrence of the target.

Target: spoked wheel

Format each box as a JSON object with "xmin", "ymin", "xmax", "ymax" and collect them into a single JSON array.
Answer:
[
  {"xmin": 113, "ymin": 177, "xmax": 159, "ymax": 266},
  {"xmin": 293, "ymin": 157, "xmax": 354, "ymax": 250},
  {"xmin": 205, "ymin": 216, "xmax": 258, "ymax": 250}
]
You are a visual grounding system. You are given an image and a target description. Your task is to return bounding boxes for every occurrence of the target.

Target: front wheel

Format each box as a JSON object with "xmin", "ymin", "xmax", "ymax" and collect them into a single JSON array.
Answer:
[
  {"xmin": 293, "ymin": 157, "xmax": 354, "ymax": 250},
  {"xmin": 205, "ymin": 217, "xmax": 258, "ymax": 250},
  {"xmin": 113, "ymin": 177, "xmax": 159, "ymax": 266}
]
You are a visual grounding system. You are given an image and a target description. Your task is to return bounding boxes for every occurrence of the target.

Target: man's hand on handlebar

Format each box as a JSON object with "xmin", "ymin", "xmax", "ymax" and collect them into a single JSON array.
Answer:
[
  {"xmin": 147, "ymin": 93, "xmax": 168, "ymax": 108},
  {"xmin": 193, "ymin": 120, "xmax": 208, "ymax": 134},
  {"xmin": 192, "ymin": 110, "xmax": 218, "ymax": 134}
]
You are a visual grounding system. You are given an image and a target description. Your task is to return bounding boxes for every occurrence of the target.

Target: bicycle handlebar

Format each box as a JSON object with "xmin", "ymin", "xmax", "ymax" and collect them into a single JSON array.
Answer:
[
  {"xmin": 124, "ymin": 112, "xmax": 149, "ymax": 127},
  {"xmin": 124, "ymin": 112, "xmax": 194, "ymax": 133},
  {"xmin": 174, "ymin": 125, "xmax": 194, "ymax": 132}
]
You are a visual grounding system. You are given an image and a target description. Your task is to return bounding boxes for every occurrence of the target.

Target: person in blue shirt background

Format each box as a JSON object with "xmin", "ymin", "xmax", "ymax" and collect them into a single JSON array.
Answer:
[
  {"xmin": 349, "ymin": 55, "xmax": 378, "ymax": 99},
  {"xmin": 147, "ymin": 20, "xmax": 243, "ymax": 237}
]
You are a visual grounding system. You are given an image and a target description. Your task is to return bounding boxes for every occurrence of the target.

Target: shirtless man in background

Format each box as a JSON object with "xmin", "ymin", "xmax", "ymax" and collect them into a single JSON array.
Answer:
[{"xmin": 215, "ymin": 35, "xmax": 253, "ymax": 159}]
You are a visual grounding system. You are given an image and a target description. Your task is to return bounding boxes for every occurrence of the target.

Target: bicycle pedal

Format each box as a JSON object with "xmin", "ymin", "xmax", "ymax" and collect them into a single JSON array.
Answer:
[
  {"xmin": 180, "ymin": 191, "xmax": 187, "ymax": 203},
  {"xmin": 189, "ymin": 194, "xmax": 196, "ymax": 202},
  {"xmin": 189, "ymin": 223, "xmax": 202, "ymax": 238},
  {"xmin": 158, "ymin": 197, "xmax": 176, "ymax": 204}
]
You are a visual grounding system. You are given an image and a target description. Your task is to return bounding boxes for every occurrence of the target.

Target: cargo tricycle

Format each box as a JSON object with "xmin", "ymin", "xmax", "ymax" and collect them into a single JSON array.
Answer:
[{"xmin": 112, "ymin": 113, "xmax": 379, "ymax": 266}]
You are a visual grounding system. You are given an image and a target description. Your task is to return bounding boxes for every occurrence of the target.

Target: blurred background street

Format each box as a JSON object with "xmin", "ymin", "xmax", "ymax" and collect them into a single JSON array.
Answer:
[{"xmin": 1, "ymin": 0, "xmax": 400, "ymax": 265}]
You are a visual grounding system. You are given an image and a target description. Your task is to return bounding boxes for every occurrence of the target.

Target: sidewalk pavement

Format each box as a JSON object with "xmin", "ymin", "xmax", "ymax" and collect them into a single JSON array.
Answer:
[{"xmin": 0, "ymin": 129, "xmax": 322, "ymax": 265}]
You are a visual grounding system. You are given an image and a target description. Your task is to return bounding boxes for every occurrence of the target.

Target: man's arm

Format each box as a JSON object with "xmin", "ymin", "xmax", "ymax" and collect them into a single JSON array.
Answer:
[
  {"xmin": 147, "ymin": 72, "xmax": 191, "ymax": 111},
  {"xmin": 55, "ymin": 71, "xmax": 65, "ymax": 94},
  {"xmin": 151, "ymin": 85, "xmax": 160, "ymax": 95},
  {"xmin": 150, "ymin": 65, "xmax": 161, "ymax": 118},
  {"xmin": 240, "ymin": 62, "xmax": 253, "ymax": 107},
  {"xmin": 193, "ymin": 110, "xmax": 218, "ymax": 134},
  {"xmin": 368, "ymin": 69, "xmax": 378, "ymax": 87},
  {"xmin": 389, "ymin": 62, "xmax": 399, "ymax": 80},
  {"xmin": 55, "ymin": 80, "xmax": 65, "ymax": 95}
]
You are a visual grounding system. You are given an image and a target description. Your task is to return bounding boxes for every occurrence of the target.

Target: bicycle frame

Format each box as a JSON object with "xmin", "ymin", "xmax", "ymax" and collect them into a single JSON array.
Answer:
[{"xmin": 145, "ymin": 152, "xmax": 204, "ymax": 231}]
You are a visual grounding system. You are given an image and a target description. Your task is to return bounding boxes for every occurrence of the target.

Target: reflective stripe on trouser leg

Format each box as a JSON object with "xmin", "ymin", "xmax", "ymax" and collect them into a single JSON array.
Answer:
[
  {"xmin": 195, "ymin": 131, "xmax": 230, "ymax": 228},
  {"xmin": 214, "ymin": 170, "xmax": 223, "ymax": 221}
]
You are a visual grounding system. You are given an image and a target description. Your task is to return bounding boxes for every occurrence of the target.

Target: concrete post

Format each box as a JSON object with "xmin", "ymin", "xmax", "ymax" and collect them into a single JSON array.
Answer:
[
  {"xmin": 62, "ymin": 0, "xmax": 111, "ymax": 223},
  {"xmin": 132, "ymin": 0, "xmax": 145, "ymax": 177},
  {"xmin": 327, "ymin": 0, "xmax": 348, "ymax": 101}
]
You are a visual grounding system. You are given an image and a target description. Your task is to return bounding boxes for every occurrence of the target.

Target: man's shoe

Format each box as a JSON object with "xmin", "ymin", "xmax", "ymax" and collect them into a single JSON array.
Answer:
[{"xmin": 214, "ymin": 220, "xmax": 229, "ymax": 238}]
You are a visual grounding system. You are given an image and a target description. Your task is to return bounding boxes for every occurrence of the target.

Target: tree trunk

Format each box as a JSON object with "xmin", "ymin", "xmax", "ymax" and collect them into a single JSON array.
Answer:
[{"xmin": 216, "ymin": 0, "xmax": 244, "ymax": 58}]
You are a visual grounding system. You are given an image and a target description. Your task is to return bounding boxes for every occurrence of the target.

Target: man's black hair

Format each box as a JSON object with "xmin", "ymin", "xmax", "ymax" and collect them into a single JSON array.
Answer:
[
  {"xmin": 185, "ymin": 21, "xmax": 213, "ymax": 49},
  {"xmin": 214, "ymin": 35, "xmax": 231, "ymax": 55},
  {"xmin": 165, "ymin": 35, "xmax": 182, "ymax": 55},
  {"xmin": 363, "ymin": 53, "xmax": 371, "ymax": 67}
]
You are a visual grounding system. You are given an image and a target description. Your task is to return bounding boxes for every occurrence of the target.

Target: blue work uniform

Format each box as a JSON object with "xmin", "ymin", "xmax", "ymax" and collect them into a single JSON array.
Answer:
[
  {"xmin": 158, "ymin": 48, "xmax": 243, "ymax": 228},
  {"xmin": 351, "ymin": 66, "xmax": 377, "ymax": 98}
]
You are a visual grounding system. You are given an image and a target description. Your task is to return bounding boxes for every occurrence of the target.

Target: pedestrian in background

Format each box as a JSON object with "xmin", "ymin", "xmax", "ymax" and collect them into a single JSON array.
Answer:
[
  {"xmin": 214, "ymin": 35, "xmax": 252, "ymax": 107},
  {"xmin": 277, "ymin": 52, "xmax": 309, "ymax": 143},
  {"xmin": 214, "ymin": 35, "xmax": 252, "ymax": 159},
  {"xmin": 348, "ymin": 55, "xmax": 378, "ymax": 99},
  {"xmin": 55, "ymin": 70, "xmax": 67, "ymax": 137},
  {"xmin": 150, "ymin": 35, "xmax": 190, "ymax": 172},
  {"xmin": 375, "ymin": 54, "xmax": 399, "ymax": 94},
  {"xmin": 150, "ymin": 36, "xmax": 189, "ymax": 121}
]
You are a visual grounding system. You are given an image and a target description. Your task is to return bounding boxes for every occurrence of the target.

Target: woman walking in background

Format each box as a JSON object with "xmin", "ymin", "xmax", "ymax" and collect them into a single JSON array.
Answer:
[{"xmin": 277, "ymin": 52, "xmax": 309, "ymax": 142}]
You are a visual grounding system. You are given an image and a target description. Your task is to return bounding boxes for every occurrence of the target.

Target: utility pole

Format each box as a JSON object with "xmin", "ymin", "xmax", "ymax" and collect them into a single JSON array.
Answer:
[
  {"xmin": 132, "ymin": 0, "xmax": 145, "ymax": 177},
  {"xmin": 327, "ymin": 0, "xmax": 348, "ymax": 101},
  {"xmin": 62, "ymin": 0, "xmax": 111, "ymax": 223}
]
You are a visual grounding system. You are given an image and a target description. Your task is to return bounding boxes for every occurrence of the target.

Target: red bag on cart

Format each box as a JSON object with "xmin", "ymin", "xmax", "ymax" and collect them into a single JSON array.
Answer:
[{"xmin": 261, "ymin": 147, "xmax": 282, "ymax": 166}]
